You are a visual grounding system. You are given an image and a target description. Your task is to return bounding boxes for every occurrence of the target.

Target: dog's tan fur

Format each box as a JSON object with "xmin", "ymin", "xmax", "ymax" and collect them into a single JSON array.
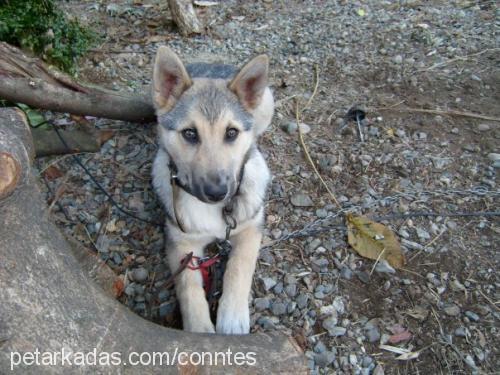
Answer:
[{"xmin": 151, "ymin": 47, "xmax": 273, "ymax": 334}]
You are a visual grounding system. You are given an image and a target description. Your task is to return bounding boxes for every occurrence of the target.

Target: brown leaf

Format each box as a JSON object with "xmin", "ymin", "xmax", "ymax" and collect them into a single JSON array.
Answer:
[
  {"xmin": 99, "ymin": 130, "xmax": 115, "ymax": 145},
  {"xmin": 346, "ymin": 214, "xmax": 406, "ymax": 269},
  {"xmin": 113, "ymin": 277, "xmax": 125, "ymax": 298},
  {"xmin": 42, "ymin": 165, "xmax": 63, "ymax": 180},
  {"xmin": 389, "ymin": 330, "xmax": 412, "ymax": 344}
]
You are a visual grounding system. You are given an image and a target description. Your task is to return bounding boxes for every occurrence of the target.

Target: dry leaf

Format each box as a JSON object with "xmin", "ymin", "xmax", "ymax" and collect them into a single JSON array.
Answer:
[
  {"xmin": 42, "ymin": 165, "xmax": 63, "ymax": 180},
  {"xmin": 389, "ymin": 330, "xmax": 412, "ymax": 344},
  {"xmin": 396, "ymin": 351, "xmax": 420, "ymax": 360},
  {"xmin": 405, "ymin": 306, "xmax": 428, "ymax": 321},
  {"xmin": 347, "ymin": 214, "xmax": 406, "ymax": 269},
  {"xmin": 113, "ymin": 277, "xmax": 125, "ymax": 298}
]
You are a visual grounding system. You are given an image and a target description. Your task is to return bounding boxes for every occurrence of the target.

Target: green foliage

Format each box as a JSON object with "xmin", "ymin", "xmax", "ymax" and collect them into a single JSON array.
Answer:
[{"xmin": 0, "ymin": 0, "xmax": 96, "ymax": 73}]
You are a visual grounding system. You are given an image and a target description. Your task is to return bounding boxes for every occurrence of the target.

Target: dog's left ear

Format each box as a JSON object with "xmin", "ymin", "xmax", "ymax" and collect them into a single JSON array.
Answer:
[
  {"xmin": 152, "ymin": 46, "xmax": 192, "ymax": 113},
  {"xmin": 229, "ymin": 55, "xmax": 269, "ymax": 111}
]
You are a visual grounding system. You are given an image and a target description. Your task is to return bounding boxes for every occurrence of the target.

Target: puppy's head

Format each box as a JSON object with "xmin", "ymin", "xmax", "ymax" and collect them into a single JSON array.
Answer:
[{"xmin": 152, "ymin": 47, "xmax": 273, "ymax": 204}]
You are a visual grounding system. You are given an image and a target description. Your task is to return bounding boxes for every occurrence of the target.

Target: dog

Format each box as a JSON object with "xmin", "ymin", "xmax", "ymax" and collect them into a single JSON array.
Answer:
[{"xmin": 151, "ymin": 46, "xmax": 274, "ymax": 334}]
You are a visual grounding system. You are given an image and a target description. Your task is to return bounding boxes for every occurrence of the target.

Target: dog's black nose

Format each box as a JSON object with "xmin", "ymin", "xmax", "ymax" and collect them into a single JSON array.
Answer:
[{"xmin": 203, "ymin": 184, "xmax": 228, "ymax": 202}]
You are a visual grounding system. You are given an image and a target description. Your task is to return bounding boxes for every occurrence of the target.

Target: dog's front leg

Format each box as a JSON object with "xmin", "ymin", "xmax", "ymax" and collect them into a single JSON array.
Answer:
[
  {"xmin": 216, "ymin": 223, "xmax": 262, "ymax": 334},
  {"xmin": 167, "ymin": 236, "xmax": 215, "ymax": 333}
]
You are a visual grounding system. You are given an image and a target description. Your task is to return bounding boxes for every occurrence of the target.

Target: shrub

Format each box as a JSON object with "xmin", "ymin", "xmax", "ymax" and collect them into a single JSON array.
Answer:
[{"xmin": 0, "ymin": 0, "xmax": 96, "ymax": 73}]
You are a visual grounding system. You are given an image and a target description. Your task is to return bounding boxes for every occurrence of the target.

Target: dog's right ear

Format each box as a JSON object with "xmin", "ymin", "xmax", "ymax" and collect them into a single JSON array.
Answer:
[{"xmin": 152, "ymin": 46, "xmax": 192, "ymax": 113}]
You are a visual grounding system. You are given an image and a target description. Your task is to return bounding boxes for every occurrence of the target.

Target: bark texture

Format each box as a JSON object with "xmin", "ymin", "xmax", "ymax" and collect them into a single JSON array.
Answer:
[{"xmin": 168, "ymin": 0, "xmax": 203, "ymax": 35}]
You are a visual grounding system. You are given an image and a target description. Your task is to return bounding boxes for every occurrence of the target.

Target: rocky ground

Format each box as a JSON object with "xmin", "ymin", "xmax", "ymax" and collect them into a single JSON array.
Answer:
[{"xmin": 35, "ymin": 1, "xmax": 499, "ymax": 373}]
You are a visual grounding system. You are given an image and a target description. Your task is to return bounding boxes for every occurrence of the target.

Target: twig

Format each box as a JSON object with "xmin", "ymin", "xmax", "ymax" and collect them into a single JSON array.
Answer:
[
  {"xmin": 369, "ymin": 247, "xmax": 386, "ymax": 276},
  {"xmin": 477, "ymin": 288, "xmax": 500, "ymax": 312},
  {"xmin": 371, "ymin": 106, "xmax": 500, "ymax": 123},
  {"xmin": 420, "ymin": 48, "xmax": 500, "ymax": 72},
  {"xmin": 295, "ymin": 66, "xmax": 341, "ymax": 208}
]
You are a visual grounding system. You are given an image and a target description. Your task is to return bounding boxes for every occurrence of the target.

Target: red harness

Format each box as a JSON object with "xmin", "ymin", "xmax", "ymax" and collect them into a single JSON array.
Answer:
[{"xmin": 185, "ymin": 255, "xmax": 221, "ymax": 294}]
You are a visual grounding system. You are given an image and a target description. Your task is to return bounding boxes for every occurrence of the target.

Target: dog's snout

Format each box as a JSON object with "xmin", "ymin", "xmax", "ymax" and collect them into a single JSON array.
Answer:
[{"xmin": 203, "ymin": 183, "xmax": 228, "ymax": 202}]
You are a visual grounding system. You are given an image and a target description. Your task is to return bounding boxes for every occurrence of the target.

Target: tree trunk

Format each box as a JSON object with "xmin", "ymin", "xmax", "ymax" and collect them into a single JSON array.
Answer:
[
  {"xmin": 0, "ymin": 42, "xmax": 156, "ymax": 123},
  {"xmin": 168, "ymin": 0, "xmax": 203, "ymax": 35},
  {"xmin": 0, "ymin": 108, "xmax": 307, "ymax": 374}
]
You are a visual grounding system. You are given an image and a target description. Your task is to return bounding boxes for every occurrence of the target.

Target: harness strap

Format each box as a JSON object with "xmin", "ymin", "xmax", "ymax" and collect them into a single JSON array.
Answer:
[{"xmin": 185, "ymin": 255, "xmax": 221, "ymax": 294}]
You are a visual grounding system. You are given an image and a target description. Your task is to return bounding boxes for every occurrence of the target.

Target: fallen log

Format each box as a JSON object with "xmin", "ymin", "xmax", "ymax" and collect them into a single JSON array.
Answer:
[
  {"xmin": 0, "ymin": 107, "xmax": 307, "ymax": 373},
  {"xmin": 0, "ymin": 42, "xmax": 156, "ymax": 123}
]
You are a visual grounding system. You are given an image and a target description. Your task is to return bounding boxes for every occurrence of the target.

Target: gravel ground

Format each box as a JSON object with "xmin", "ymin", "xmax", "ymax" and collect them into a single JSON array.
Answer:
[{"xmin": 36, "ymin": 1, "xmax": 499, "ymax": 373}]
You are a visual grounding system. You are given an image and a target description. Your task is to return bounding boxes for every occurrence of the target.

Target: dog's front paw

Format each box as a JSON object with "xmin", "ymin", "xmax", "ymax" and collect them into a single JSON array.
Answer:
[{"xmin": 216, "ymin": 296, "xmax": 250, "ymax": 335}]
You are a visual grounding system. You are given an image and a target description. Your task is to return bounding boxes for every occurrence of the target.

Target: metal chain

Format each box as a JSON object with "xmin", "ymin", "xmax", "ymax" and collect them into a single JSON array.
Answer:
[{"xmin": 263, "ymin": 187, "xmax": 500, "ymax": 249}]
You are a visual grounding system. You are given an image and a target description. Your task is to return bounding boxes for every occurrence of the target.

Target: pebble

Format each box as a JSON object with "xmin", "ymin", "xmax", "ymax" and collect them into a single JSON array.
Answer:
[
  {"xmin": 465, "ymin": 310, "xmax": 480, "ymax": 322},
  {"xmin": 315, "ymin": 208, "xmax": 328, "ymax": 218},
  {"xmin": 478, "ymin": 123, "xmax": 490, "ymax": 131},
  {"xmin": 328, "ymin": 326, "xmax": 347, "ymax": 337},
  {"xmin": 296, "ymin": 294, "xmax": 309, "ymax": 309},
  {"xmin": 393, "ymin": 55, "xmax": 403, "ymax": 64},
  {"xmin": 290, "ymin": 193, "xmax": 314, "ymax": 207},
  {"xmin": 285, "ymin": 284, "xmax": 297, "ymax": 297},
  {"xmin": 322, "ymin": 316, "xmax": 338, "ymax": 332},
  {"xmin": 271, "ymin": 302, "xmax": 287, "ymax": 315},
  {"xmin": 375, "ymin": 259, "xmax": 396, "ymax": 274},
  {"xmin": 315, "ymin": 351, "xmax": 336, "ymax": 367},
  {"xmin": 487, "ymin": 153, "xmax": 500, "ymax": 162},
  {"xmin": 340, "ymin": 266, "xmax": 353, "ymax": 280},
  {"xmin": 260, "ymin": 277, "xmax": 277, "ymax": 291},
  {"xmin": 132, "ymin": 267, "xmax": 149, "ymax": 282},
  {"xmin": 454, "ymin": 326, "xmax": 467, "ymax": 337},
  {"xmin": 444, "ymin": 304, "xmax": 461, "ymax": 316},
  {"xmin": 332, "ymin": 296, "xmax": 345, "ymax": 315},
  {"xmin": 254, "ymin": 297, "xmax": 271, "ymax": 311},
  {"xmin": 158, "ymin": 301, "xmax": 175, "ymax": 318},
  {"xmin": 314, "ymin": 341, "xmax": 327, "ymax": 353}
]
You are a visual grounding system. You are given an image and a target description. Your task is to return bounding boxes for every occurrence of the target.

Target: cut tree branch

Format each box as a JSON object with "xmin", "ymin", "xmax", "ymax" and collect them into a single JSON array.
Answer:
[{"xmin": 0, "ymin": 42, "xmax": 156, "ymax": 123}]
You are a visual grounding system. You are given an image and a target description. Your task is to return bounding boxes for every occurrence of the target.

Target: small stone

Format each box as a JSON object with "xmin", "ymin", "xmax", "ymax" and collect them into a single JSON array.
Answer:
[
  {"xmin": 315, "ymin": 208, "xmax": 328, "ymax": 218},
  {"xmin": 322, "ymin": 316, "xmax": 338, "ymax": 332},
  {"xmin": 285, "ymin": 284, "xmax": 297, "ymax": 297},
  {"xmin": 444, "ymin": 304, "xmax": 460, "ymax": 316},
  {"xmin": 356, "ymin": 271, "xmax": 370, "ymax": 284},
  {"xmin": 271, "ymin": 302, "xmax": 287, "ymax": 315},
  {"xmin": 124, "ymin": 284, "xmax": 135, "ymax": 297},
  {"xmin": 464, "ymin": 354, "xmax": 477, "ymax": 370},
  {"xmin": 296, "ymin": 294, "xmax": 309, "ymax": 309},
  {"xmin": 332, "ymin": 296, "xmax": 345, "ymax": 315},
  {"xmin": 465, "ymin": 311, "xmax": 480, "ymax": 322},
  {"xmin": 291, "ymin": 193, "xmax": 314, "ymax": 207},
  {"xmin": 478, "ymin": 123, "xmax": 490, "ymax": 131},
  {"xmin": 447, "ymin": 220, "xmax": 457, "ymax": 230},
  {"xmin": 373, "ymin": 364, "xmax": 385, "ymax": 375},
  {"xmin": 349, "ymin": 354, "xmax": 357, "ymax": 366},
  {"xmin": 273, "ymin": 282, "xmax": 284, "ymax": 294},
  {"xmin": 393, "ymin": 55, "xmax": 403, "ymax": 64},
  {"xmin": 314, "ymin": 341, "xmax": 327, "ymax": 353},
  {"xmin": 132, "ymin": 267, "xmax": 149, "ymax": 282},
  {"xmin": 257, "ymin": 316, "xmax": 275, "ymax": 330},
  {"xmin": 340, "ymin": 266, "xmax": 353, "ymax": 280},
  {"xmin": 375, "ymin": 259, "xmax": 396, "ymax": 274},
  {"xmin": 416, "ymin": 227, "xmax": 431, "ymax": 241},
  {"xmin": 260, "ymin": 277, "xmax": 277, "ymax": 291},
  {"xmin": 254, "ymin": 297, "xmax": 271, "ymax": 311},
  {"xmin": 328, "ymin": 326, "xmax": 347, "ymax": 337},
  {"xmin": 158, "ymin": 301, "xmax": 175, "ymax": 318},
  {"xmin": 315, "ymin": 351, "xmax": 336, "ymax": 367},
  {"xmin": 487, "ymin": 153, "xmax": 500, "ymax": 162},
  {"xmin": 366, "ymin": 327, "xmax": 380, "ymax": 343},
  {"xmin": 454, "ymin": 326, "xmax": 467, "ymax": 337}
]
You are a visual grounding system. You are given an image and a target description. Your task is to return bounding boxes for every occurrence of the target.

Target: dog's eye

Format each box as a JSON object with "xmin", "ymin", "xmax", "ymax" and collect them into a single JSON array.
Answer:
[
  {"xmin": 181, "ymin": 128, "xmax": 199, "ymax": 143},
  {"xmin": 225, "ymin": 127, "xmax": 239, "ymax": 142}
]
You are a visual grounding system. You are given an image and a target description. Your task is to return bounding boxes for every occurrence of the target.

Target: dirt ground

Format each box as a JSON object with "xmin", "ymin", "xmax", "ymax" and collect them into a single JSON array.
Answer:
[{"xmin": 37, "ymin": 1, "xmax": 499, "ymax": 374}]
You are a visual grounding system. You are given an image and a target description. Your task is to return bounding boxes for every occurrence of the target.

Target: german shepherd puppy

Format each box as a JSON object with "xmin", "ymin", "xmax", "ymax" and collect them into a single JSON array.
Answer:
[{"xmin": 151, "ymin": 47, "xmax": 273, "ymax": 334}]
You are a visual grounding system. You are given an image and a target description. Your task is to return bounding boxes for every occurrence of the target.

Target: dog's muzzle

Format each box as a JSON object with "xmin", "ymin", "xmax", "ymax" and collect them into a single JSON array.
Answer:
[{"xmin": 202, "ymin": 182, "xmax": 228, "ymax": 202}]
